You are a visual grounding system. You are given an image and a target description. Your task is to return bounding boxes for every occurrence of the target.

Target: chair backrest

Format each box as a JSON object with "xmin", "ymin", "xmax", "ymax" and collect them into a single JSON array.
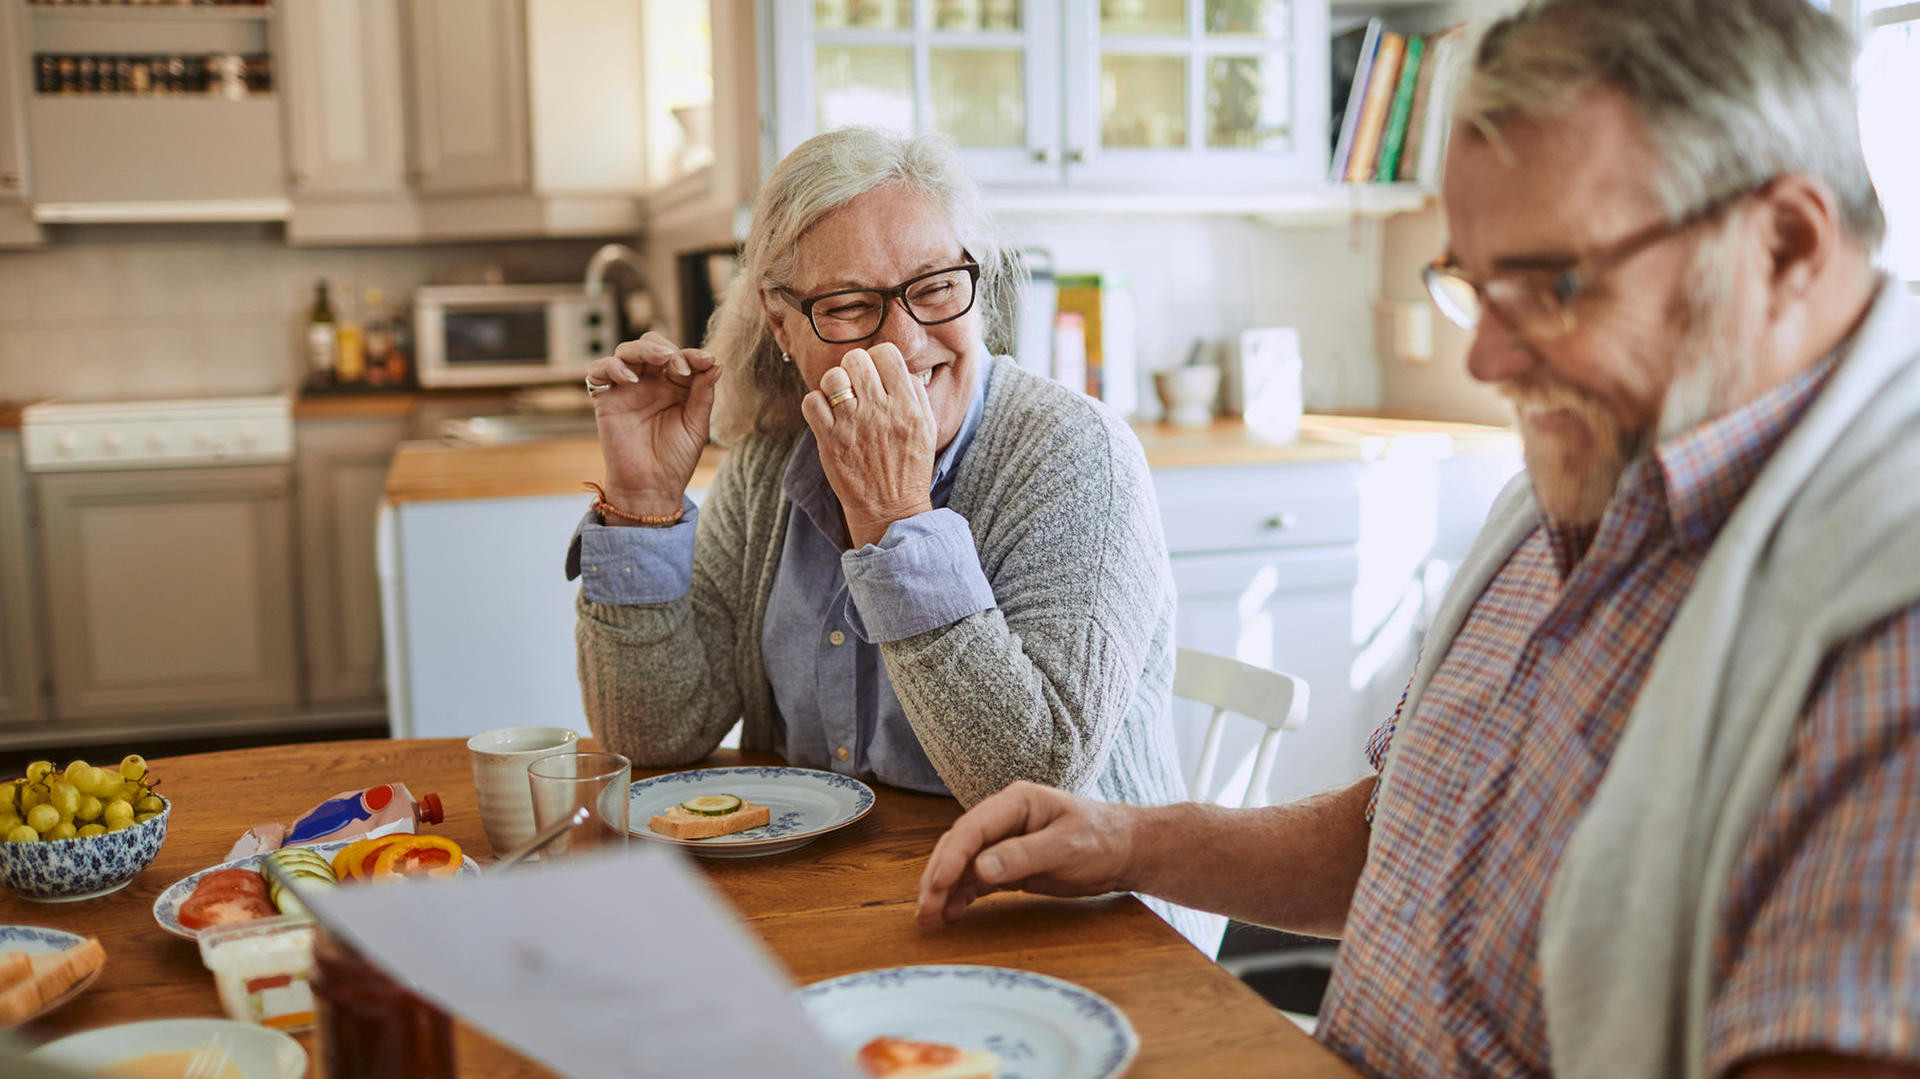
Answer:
[{"xmin": 1173, "ymin": 647, "xmax": 1310, "ymax": 809}]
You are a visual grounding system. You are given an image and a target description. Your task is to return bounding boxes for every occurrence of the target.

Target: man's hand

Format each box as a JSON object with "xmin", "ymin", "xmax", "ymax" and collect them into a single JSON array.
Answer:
[{"xmin": 916, "ymin": 781, "xmax": 1143, "ymax": 927}]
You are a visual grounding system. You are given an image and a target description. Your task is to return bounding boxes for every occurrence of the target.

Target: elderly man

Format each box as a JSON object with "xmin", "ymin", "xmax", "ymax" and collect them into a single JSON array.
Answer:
[{"xmin": 916, "ymin": 2, "xmax": 1920, "ymax": 1078}]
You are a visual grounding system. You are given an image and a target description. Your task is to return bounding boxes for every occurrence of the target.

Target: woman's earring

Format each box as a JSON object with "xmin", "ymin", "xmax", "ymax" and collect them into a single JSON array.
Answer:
[{"xmin": 781, "ymin": 353, "xmax": 792, "ymax": 364}]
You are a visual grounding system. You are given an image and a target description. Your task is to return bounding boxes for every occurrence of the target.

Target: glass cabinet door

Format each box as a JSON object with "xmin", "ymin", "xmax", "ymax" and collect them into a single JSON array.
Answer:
[
  {"xmin": 1064, "ymin": 0, "xmax": 1327, "ymax": 188},
  {"xmin": 768, "ymin": 0, "xmax": 1064, "ymax": 186}
]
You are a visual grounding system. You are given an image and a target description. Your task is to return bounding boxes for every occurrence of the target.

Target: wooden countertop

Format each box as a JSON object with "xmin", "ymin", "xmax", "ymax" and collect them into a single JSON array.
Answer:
[
  {"xmin": 1, "ymin": 739, "xmax": 1359, "ymax": 1079},
  {"xmin": 384, "ymin": 414, "xmax": 1517, "ymax": 506}
]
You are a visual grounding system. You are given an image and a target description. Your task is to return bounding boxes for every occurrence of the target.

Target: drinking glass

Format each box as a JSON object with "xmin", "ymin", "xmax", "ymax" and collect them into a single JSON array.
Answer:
[{"xmin": 526, "ymin": 752, "xmax": 631, "ymax": 858}]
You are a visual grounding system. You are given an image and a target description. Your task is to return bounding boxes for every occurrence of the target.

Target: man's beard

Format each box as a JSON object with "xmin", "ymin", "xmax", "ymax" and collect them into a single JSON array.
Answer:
[{"xmin": 1501, "ymin": 235, "xmax": 1745, "ymax": 527}]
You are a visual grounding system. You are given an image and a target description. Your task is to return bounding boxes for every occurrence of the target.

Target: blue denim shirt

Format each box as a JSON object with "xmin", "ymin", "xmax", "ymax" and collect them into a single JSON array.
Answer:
[{"xmin": 572, "ymin": 364, "xmax": 995, "ymax": 794}]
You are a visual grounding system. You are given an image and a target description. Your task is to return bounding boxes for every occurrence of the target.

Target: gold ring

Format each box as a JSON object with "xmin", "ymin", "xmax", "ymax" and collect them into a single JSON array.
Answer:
[{"xmin": 826, "ymin": 386, "xmax": 856, "ymax": 407}]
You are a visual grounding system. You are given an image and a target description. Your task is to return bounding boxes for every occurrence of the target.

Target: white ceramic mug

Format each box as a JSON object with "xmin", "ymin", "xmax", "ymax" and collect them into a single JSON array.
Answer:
[{"xmin": 466, "ymin": 726, "xmax": 580, "ymax": 856}]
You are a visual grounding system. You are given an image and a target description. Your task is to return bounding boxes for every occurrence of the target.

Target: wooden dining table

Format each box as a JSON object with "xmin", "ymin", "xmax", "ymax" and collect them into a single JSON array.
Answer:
[{"xmin": 0, "ymin": 738, "xmax": 1362, "ymax": 1078}]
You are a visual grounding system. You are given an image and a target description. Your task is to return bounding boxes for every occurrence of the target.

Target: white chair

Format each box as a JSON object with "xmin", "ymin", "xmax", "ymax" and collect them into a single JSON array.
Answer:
[{"xmin": 1174, "ymin": 647, "xmax": 1309, "ymax": 809}]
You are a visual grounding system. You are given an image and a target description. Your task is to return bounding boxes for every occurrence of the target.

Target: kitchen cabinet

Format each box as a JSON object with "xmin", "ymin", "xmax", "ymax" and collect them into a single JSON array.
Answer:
[
  {"xmin": 402, "ymin": 0, "xmax": 531, "ymax": 195},
  {"xmin": 296, "ymin": 416, "xmax": 407, "ymax": 706},
  {"xmin": 280, "ymin": 0, "xmax": 408, "ymax": 200},
  {"xmin": 764, "ymin": 0, "xmax": 1334, "ymax": 202},
  {"xmin": 0, "ymin": 0, "xmax": 27, "ymax": 203},
  {"xmin": 0, "ymin": 431, "xmax": 45, "ymax": 728},
  {"xmin": 36, "ymin": 465, "xmax": 300, "ymax": 726}
]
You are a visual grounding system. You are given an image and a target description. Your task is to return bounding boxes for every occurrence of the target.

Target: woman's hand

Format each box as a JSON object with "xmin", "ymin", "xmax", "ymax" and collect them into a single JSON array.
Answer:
[
  {"xmin": 586, "ymin": 332, "xmax": 721, "ymax": 520},
  {"xmin": 799, "ymin": 343, "xmax": 937, "ymax": 547}
]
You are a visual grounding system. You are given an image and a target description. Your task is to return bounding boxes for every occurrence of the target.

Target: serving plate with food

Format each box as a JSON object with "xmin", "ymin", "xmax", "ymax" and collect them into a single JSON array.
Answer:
[
  {"xmin": 152, "ymin": 835, "xmax": 478, "ymax": 940},
  {"xmin": 30, "ymin": 1017, "xmax": 306, "ymax": 1079},
  {"xmin": 0, "ymin": 925, "xmax": 105, "ymax": 1029},
  {"xmin": 798, "ymin": 965, "xmax": 1139, "ymax": 1079},
  {"xmin": 628, "ymin": 766, "xmax": 874, "ymax": 858}
]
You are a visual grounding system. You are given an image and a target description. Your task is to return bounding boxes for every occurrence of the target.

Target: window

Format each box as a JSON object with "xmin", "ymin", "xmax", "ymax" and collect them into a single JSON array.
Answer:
[{"xmin": 1851, "ymin": 0, "xmax": 1920, "ymax": 281}]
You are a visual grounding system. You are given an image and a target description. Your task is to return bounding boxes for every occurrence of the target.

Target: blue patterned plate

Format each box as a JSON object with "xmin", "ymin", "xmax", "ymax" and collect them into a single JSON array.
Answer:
[
  {"xmin": 628, "ymin": 766, "xmax": 875, "ymax": 858},
  {"xmin": 797, "ymin": 965, "xmax": 1139, "ymax": 1079},
  {"xmin": 152, "ymin": 838, "xmax": 482, "ymax": 940},
  {"xmin": 0, "ymin": 925, "xmax": 98, "ymax": 1029}
]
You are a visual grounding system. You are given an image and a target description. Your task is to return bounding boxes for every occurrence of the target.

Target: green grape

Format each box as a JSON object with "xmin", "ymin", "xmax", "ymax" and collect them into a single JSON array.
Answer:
[
  {"xmin": 133, "ymin": 811, "xmax": 158, "ymax": 824},
  {"xmin": 47, "ymin": 781, "xmax": 80, "ymax": 819},
  {"xmin": 62, "ymin": 760, "xmax": 90, "ymax": 784},
  {"xmin": 19, "ymin": 784, "xmax": 48, "ymax": 812},
  {"xmin": 102, "ymin": 799, "xmax": 133, "ymax": 829},
  {"xmin": 76, "ymin": 795, "xmax": 103, "ymax": 823},
  {"xmin": 0, "ymin": 812, "xmax": 19, "ymax": 834},
  {"xmin": 135, "ymin": 794, "xmax": 163, "ymax": 815},
  {"xmin": 26, "ymin": 803, "xmax": 59, "ymax": 833},
  {"xmin": 76, "ymin": 766, "xmax": 110, "ymax": 797},
  {"xmin": 76, "ymin": 823, "xmax": 106, "ymax": 838},
  {"xmin": 105, "ymin": 819, "xmax": 132, "ymax": 833},
  {"xmin": 46, "ymin": 821, "xmax": 77, "ymax": 840},
  {"xmin": 23, "ymin": 760, "xmax": 52, "ymax": 784},
  {"xmin": 5, "ymin": 824, "xmax": 36, "ymax": 843},
  {"xmin": 120, "ymin": 755, "xmax": 147, "ymax": 783},
  {"xmin": 0, "ymin": 780, "xmax": 19, "ymax": 813}
]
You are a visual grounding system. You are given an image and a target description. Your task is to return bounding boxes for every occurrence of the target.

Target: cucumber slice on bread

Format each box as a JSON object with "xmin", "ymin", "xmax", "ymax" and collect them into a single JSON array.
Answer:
[{"xmin": 679, "ymin": 794, "xmax": 744, "ymax": 816}]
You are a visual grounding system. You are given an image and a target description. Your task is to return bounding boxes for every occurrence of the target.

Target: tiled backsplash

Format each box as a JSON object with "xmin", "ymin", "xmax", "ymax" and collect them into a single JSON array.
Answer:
[{"xmin": 0, "ymin": 226, "xmax": 608, "ymax": 402}]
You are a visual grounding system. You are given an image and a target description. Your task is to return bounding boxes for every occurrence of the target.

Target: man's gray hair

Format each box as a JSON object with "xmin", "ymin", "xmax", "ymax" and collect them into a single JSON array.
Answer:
[
  {"xmin": 705, "ymin": 127, "xmax": 1018, "ymax": 444},
  {"xmin": 1457, "ymin": 0, "xmax": 1885, "ymax": 248}
]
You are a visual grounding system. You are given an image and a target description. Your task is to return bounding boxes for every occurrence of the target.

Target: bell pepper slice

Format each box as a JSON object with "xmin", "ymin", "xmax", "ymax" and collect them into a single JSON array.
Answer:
[
  {"xmin": 333, "ymin": 834, "xmax": 411, "ymax": 882},
  {"xmin": 370, "ymin": 834, "xmax": 463, "ymax": 879}
]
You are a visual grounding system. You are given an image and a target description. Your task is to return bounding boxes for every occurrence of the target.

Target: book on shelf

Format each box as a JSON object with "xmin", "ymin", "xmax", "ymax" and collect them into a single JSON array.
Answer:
[
  {"xmin": 1345, "ymin": 31, "xmax": 1406, "ymax": 183},
  {"xmin": 1393, "ymin": 29, "xmax": 1444, "ymax": 183},
  {"xmin": 1328, "ymin": 18, "xmax": 1384, "ymax": 184},
  {"xmin": 1410, "ymin": 25, "xmax": 1470, "ymax": 188},
  {"xmin": 1373, "ymin": 33, "xmax": 1425, "ymax": 183}
]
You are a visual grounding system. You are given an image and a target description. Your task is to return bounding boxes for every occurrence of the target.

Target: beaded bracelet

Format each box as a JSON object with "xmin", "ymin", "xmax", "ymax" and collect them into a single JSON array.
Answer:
[{"xmin": 583, "ymin": 481, "xmax": 685, "ymax": 526}]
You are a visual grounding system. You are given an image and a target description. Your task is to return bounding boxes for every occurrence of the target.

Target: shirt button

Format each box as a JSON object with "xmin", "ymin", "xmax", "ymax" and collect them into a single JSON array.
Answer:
[
  {"xmin": 835, "ymin": 746, "xmax": 850, "ymax": 762},
  {"xmin": 828, "ymin": 630, "xmax": 846, "ymax": 646}
]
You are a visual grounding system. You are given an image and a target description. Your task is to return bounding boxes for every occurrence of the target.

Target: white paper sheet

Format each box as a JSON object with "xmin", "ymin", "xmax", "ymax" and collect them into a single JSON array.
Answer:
[{"xmin": 301, "ymin": 843, "xmax": 859, "ymax": 1079}]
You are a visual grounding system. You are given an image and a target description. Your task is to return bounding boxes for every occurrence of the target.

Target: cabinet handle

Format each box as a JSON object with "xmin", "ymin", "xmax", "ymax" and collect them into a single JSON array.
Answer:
[
  {"xmin": 291, "ymin": 170, "xmax": 310, "ymax": 187},
  {"xmin": 1032, "ymin": 148, "xmax": 1058, "ymax": 164},
  {"xmin": 1262, "ymin": 513, "xmax": 1299, "ymax": 532},
  {"xmin": 0, "ymin": 172, "xmax": 17, "ymax": 187},
  {"xmin": 1067, "ymin": 149, "xmax": 1088, "ymax": 164}
]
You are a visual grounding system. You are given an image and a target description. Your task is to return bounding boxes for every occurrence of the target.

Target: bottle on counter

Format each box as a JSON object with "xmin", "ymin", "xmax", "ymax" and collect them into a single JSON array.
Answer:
[
  {"xmin": 386, "ymin": 306, "xmax": 412, "ymax": 387},
  {"xmin": 305, "ymin": 279, "xmax": 337, "ymax": 388},
  {"xmin": 362, "ymin": 288, "xmax": 392, "ymax": 387},
  {"xmin": 334, "ymin": 283, "xmax": 366, "ymax": 385}
]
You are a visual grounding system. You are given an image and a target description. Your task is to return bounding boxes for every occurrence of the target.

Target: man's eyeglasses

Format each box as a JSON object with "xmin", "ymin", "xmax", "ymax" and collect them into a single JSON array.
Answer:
[
  {"xmin": 1421, "ymin": 185, "xmax": 1759, "ymax": 341},
  {"xmin": 778, "ymin": 259, "xmax": 981, "ymax": 345}
]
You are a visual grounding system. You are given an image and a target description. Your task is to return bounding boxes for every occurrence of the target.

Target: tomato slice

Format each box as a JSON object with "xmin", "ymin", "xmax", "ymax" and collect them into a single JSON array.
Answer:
[
  {"xmin": 196, "ymin": 867, "xmax": 268, "ymax": 898},
  {"xmin": 179, "ymin": 888, "xmax": 275, "ymax": 931}
]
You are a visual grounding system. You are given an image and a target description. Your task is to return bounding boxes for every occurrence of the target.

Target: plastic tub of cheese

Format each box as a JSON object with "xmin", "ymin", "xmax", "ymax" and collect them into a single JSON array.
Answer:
[{"xmin": 196, "ymin": 914, "xmax": 320, "ymax": 1032}]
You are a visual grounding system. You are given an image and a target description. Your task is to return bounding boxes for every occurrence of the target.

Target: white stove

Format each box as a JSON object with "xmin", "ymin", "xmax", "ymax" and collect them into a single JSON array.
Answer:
[{"xmin": 21, "ymin": 395, "xmax": 294, "ymax": 472}]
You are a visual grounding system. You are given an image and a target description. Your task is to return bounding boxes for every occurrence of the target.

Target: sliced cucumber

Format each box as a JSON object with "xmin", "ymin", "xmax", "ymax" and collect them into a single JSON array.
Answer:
[{"xmin": 679, "ymin": 794, "xmax": 743, "ymax": 816}]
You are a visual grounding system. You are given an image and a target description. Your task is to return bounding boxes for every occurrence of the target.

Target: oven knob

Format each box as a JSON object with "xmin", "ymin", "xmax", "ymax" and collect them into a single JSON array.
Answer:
[
  {"xmin": 53, "ymin": 433, "xmax": 76, "ymax": 456},
  {"xmin": 102, "ymin": 433, "xmax": 125, "ymax": 454},
  {"xmin": 148, "ymin": 433, "xmax": 168, "ymax": 453},
  {"xmin": 236, "ymin": 430, "xmax": 258, "ymax": 450}
]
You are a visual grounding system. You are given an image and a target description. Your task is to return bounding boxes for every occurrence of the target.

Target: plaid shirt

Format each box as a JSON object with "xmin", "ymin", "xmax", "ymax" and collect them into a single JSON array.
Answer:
[{"xmin": 1317, "ymin": 354, "xmax": 1920, "ymax": 1078}]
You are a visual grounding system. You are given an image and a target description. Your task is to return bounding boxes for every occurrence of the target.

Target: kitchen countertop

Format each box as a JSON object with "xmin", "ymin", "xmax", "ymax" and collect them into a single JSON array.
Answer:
[{"xmin": 384, "ymin": 414, "xmax": 1518, "ymax": 506}]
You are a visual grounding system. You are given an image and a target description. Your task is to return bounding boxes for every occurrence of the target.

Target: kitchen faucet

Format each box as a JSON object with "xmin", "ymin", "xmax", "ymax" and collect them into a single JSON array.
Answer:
[{"xmin": 584, "ymin": 243, "xmax": 652, "ymax": 337}]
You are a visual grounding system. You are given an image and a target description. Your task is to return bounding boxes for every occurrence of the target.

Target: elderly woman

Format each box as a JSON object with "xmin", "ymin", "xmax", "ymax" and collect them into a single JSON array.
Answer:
[{"xmin": 565, "ymin": 127, "xmax": 1185, "ymax": 825}]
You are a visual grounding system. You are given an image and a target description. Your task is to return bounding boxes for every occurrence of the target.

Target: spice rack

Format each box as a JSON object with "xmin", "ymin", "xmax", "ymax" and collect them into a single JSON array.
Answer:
[{"xmin": 19, "ymin": 0, "xmax": 283, "ymax": 211}]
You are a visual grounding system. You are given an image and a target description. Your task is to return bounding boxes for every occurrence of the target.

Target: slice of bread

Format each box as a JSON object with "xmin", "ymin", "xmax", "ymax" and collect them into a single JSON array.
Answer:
[
  {"xmin": 0, "ymin": 951, "xmax": 32, "ymax": 995},
  {"xmin": 858, "ymin": 1036, "xmax": 999, "ymax": 1079},
  {"xmin": 648, "ymin": 799, "xmax": 771, "ymax": 840},
  {"xmin": 0, "ymin": 938, "xmax": 105, "ymax": 1025}
]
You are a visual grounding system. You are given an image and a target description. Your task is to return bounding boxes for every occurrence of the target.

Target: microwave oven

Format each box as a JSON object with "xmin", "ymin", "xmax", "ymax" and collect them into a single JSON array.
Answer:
[{"xmin": 413, "ymin": 284, "xmax": 616, "ymax": 388}]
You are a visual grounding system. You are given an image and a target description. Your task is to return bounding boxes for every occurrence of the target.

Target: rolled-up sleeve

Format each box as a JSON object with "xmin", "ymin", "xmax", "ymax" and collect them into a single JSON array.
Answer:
[
  {"xmin": 564, "ymin": 501, "xmax": 699, "ymax": 605},
  {"xmin": 840, "ymin": 507, "xmax": 996, "ymax": 644}
]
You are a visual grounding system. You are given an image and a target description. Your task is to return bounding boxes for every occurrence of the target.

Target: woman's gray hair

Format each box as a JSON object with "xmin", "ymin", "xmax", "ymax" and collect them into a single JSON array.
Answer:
[
  {"xmin": 703, "ymin": 127, "xmax": 1019, "ymax": 444},
  {"xmin": 1456, "ymin": 0, "xmax": 1885, "ymax": 249}
]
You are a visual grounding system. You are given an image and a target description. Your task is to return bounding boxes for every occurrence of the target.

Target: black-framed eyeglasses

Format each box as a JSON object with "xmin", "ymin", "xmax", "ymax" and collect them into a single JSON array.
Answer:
[
  {"xmin": 1421, "ymin": 184, "xmax": 1761, "ymax": 341},
  {"xmin": 777, "ymin": 258, "xmax": 981, "ymax": 344}
]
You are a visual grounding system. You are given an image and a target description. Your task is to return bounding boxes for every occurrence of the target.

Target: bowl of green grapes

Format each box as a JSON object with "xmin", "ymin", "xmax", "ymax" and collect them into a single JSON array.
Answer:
[{"xmin": 0, "ymin": 755, "xmax": 170, "ymax": 902}]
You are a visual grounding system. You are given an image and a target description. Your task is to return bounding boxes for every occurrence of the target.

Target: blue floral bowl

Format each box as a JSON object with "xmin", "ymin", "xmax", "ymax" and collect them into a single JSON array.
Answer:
[{"xmin": 0, "ymin": 796, "xmax": 170, "ymax": 902}]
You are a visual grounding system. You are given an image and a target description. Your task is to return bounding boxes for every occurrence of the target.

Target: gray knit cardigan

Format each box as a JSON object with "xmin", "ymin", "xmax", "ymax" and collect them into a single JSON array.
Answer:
[{"xmin": 574, "ymin": 356, "xmax": 1190, "ymax": 814}]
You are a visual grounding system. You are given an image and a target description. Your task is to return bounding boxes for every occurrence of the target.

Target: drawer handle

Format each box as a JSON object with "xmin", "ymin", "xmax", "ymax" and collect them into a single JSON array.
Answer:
[{"xmin": 1262, "ymin": 513, "xmax": 1300, "ymax": 532}]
